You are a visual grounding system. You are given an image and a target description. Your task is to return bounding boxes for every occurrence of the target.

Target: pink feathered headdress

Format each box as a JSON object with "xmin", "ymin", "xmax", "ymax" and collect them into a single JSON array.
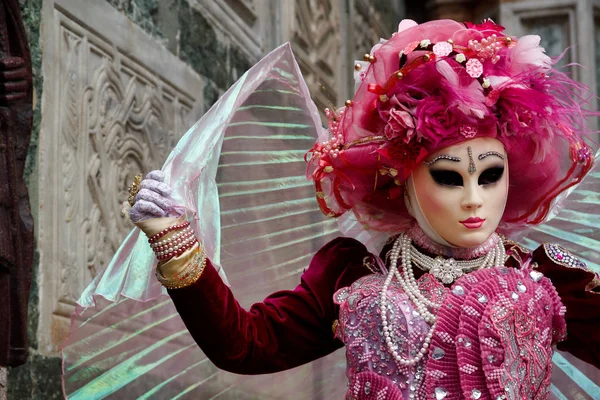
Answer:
[{"xmin": 306, "ymin": 19, "xmax": 596, "ymax": 235}]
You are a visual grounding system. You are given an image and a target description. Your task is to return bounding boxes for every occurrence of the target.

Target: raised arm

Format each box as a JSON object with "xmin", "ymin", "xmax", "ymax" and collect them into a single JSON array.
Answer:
[
  {"xmin": 168, "ymin": 237, "xmax": 371, "ymax": 374},
  {"xmin": 129, "ymin": 171, "xmax": 373, "ymax": 375}
]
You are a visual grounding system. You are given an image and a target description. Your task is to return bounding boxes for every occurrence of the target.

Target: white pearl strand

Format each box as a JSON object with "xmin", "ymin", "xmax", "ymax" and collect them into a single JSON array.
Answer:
[{"xmin": 379, "ymin": 233, "xmax": 506, "ymax": 367}]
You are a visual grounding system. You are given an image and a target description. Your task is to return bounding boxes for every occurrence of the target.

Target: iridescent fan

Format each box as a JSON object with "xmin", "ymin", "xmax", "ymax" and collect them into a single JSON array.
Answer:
[
  {"xmin": 62, "ymin": 44, "xmax": 345, "ymax": 399},
  {"xmin": 526, "ymin": 171, "xmax": 600, "ymax": 400},
  {"xmin": 61, "ymin": 40, "xmax": 600, "ymax": 399}
]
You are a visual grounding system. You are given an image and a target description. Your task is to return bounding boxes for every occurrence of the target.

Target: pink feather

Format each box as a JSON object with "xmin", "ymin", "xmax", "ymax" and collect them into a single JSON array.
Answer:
[
  {"xmin": 507, "ymin": 35, "xmax": 552, "ymax": 74},
  {"xmin": 436, "ymin": 60, "xmax": 487, "ymax": 118}
]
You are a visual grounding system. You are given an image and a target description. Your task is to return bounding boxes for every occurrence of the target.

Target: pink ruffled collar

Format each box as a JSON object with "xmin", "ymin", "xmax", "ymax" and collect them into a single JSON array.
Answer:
[{"xmin": 406, "ymin": 224, "xmax": 502, "ymax": 260}]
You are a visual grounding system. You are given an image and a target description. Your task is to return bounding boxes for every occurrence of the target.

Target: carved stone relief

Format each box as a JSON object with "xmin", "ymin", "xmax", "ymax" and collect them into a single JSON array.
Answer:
[
  {"xmin": 192, "ymin": 0, "xmax": 263, "ymax": 60},
  {"xmin": 292, "ymin": 0, "xmax": 342, "ymax": 112},
  {"xmin": 353, "ymin": 8, "xmax": 381, "ymax": 59},
  {"xmin": 353, "ymin": 0, "xmax": 389, "ymax": 59},
  {"xmin": 37, "ymin": 0, "xmax": 203, "ymax": 354},
  {"xmin": 287, "ymin": 0, "xmax": 396, "ymax": 112}
]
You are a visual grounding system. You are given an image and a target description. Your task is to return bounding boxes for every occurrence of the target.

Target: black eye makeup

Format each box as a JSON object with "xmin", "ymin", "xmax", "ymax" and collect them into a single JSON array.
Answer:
[
  {"xmin": 478, "ymin": 166, "xmax": 505, "ymax": 185},
  {"xmin": 429, "ymin": 169, "xmax": 464, "ymax": 187},
  {"xmin": 429, "ymin": 165, "xmax": 505, "ymax": 187}
]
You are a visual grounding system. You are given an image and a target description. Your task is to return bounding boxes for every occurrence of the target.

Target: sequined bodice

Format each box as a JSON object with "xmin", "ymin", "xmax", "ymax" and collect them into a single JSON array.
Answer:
[
  {"xmin": 335, "ymin": 273, "xmax": 443, "ymax": 399},
  {"xmin": 334, "ymin": 267, "xmax": 567, "ymax": 400}
]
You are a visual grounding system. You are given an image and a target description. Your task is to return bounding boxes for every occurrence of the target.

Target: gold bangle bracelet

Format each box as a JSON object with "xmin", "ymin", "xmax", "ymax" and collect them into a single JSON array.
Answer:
[{"xmin": 155, "ymin": 245, "xmax": 207, "ymax": 290}]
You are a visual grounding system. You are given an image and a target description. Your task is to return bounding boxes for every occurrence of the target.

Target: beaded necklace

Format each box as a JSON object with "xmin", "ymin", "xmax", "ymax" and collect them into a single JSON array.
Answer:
[{"xmin": 379, "ymin": 232, "xmax": 506, "ymax": 367}]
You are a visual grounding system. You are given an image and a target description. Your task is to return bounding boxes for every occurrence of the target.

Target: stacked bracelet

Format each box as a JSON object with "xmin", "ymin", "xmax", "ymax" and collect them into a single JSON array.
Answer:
[
  {"xmin": 148, "ymin": 221, "xmax": 190, "ymax": 244},
  {"xmin": 155, "ymin": 237, "xmax": 198, "ymax": 261},
  {"xmin": 151, "ymin": 225, "xmax": 198, "ymax": 261},
  {"xmin": 146, "ymin": 220, "xmax": 198, "ymax": 262},
  {"xmin": 155, "ymin": 245, "xmax": 207, "ymax": 290}
]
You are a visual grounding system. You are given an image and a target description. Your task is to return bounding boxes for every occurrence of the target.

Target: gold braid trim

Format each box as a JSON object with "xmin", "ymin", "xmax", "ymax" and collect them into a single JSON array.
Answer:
[
  {"xmin": 342, "ymin": 135, "xmax": 386, "ymax": 149},
  {"xmin": 155, "ymin": 245, "xmax": 207, "ymax": 290},
  {"xmin": 331, "ymin": 319, "xmax": 339, "ymax": 334},
  {"xmin": 585, "ymin": 275, "xmax": 600, "ymax": 294}
]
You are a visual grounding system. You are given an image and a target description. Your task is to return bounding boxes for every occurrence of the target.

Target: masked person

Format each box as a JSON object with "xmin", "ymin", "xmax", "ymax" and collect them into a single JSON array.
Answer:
[{"xmin": 116, "ymin": 19, "xmax": 599, "ymax": 399}]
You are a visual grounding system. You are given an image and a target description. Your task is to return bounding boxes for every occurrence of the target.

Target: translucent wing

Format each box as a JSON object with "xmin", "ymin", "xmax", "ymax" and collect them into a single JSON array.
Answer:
[
  {"xmin": 61, "ymin": 41, "xmax": 600, "ymax": 399},
  {"xmin": 526, "ymin": 152, "xmax": 600, "ymax": 399},
  {"xmin": 62, "ymin": 44, "xmax": 347, "ymax": 399}
]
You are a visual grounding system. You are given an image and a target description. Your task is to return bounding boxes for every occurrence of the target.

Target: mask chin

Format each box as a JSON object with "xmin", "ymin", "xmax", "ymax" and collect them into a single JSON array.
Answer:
[{"xmin": 404, "ymin": 175, "xmax": 458, "ymax": 248}]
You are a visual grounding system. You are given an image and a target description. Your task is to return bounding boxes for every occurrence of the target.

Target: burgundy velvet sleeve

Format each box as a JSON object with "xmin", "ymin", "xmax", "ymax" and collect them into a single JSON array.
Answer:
[
  {"xmin": 532, "ymin": 246, "xmax": 600, "ymax": 369},
  {"xmin": 167, "ymin": 237, "xmax": 372, "ymax": 374}
]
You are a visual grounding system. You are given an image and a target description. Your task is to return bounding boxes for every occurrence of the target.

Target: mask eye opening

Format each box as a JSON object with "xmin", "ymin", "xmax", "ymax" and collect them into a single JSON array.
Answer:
[
  {"xmin": 429, "ymin": 169, "xmax": 464, "ymax": 187},
  {"xmin": 478, "ymin": 166, "xmax": 505, "ymax": 185}
]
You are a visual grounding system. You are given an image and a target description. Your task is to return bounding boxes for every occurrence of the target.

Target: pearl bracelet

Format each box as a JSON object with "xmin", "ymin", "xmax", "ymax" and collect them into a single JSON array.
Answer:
[
  {"xmin": 151, "ymin": 226, "xmax": 195, "ymax": 259},
  {"xmin": 148, "ymin": 221, "xmax": 190, "ymax": 244},
  {"xmin": 156, "ymin": 236, "xmax": 198, "ymax": 261},
  {"xmin": 150, "ymin": 226, "xmax": 193, "ymax": 249}
]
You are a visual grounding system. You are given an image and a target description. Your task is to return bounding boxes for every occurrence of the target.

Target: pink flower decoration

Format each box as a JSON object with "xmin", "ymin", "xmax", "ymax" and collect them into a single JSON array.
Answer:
[
  {"xmin": 459, "ymin": 124, "xmax": 478, "ymax": 138},
  {"xmin": 465, "ymin": 58, "xmax": 484, "ymax": 78},
  {"xmin": 433, "ymin": 42, "xmax": 453, "ymax": 57},
  {"xmin": 397, "ymin": 19, "xmax": 418, "ymax": 33},
  {"xmin": 384, "ymin": 107, "xmax": 416, "ymax": 142},
  {"xmin": 414, "ymin": 97, "xmax": 459, "ymax": 146}
]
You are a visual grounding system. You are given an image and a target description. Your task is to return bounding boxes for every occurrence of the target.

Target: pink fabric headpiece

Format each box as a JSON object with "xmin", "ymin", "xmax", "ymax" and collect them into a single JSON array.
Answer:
[{"xmin": 306, "ymin": 19, "xmax": 596, "ymax": 235}]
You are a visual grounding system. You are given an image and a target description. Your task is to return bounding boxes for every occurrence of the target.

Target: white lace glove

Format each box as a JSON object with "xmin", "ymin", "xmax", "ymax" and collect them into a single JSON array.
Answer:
[{"xmin": 129, "ymin": 170, "xmax": 180, "ymax": 224}]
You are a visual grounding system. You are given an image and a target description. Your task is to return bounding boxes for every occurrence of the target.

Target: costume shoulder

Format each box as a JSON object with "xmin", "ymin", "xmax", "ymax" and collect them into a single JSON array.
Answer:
[
  {"xmin": 304, "ymin": 236, "xmax": 378, "ymax": 293},
  {"xmin": 503, "ymin": 237, "xmax": 532, "ymax": 268},
  {"xmin": 531, "ymin": 243, "xmax": 599, "ymax": 295},
  {"xmin": 530, "ymin": 242, "xmax": 600, "ymax": 369}
]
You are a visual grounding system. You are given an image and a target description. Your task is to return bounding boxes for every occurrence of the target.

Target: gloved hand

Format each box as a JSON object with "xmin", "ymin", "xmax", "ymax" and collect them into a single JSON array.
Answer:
[
  {"xmin": 129, "ymin": 171, "xmax": 197, "ymax": 273},
  {"xmin": 129, "ymin": 170, "xmax": 179, "ymax": 224}
]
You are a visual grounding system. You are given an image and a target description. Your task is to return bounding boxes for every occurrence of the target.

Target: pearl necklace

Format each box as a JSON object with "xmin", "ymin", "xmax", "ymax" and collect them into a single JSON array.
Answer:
[
  {"xmin": 410, "ymin": 233, "xmax": 505, "ymax": 284},
  {"xmin": 379, "ymin": 232, "xmax": 506, "ymax": 367}
]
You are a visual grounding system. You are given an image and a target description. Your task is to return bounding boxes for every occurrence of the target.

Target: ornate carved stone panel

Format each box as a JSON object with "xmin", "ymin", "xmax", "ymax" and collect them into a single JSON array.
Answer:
[
  {"xmin": 353, "ymin": 0, "xmax": 389, "ymax": 59},
  {"xmin": 37, "ymin": 0, "xmax": 203, "ymax": 354},
  {"xmin": 291, "ymin": 0, "xmax": 342, "ymax": 112},
  {"xmin": 286, "ymin": 0, "xmax": 397, "ymax": 112}
]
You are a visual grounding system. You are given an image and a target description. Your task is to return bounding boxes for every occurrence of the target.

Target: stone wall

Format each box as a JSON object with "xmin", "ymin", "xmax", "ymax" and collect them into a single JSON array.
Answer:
[
  {"xmin": 8, "ymin": 0, "xmax": 257, "ymax": 397},
  {"xmin": 6, "ymin": 0, "xmax": 404, "ymax": 398}
]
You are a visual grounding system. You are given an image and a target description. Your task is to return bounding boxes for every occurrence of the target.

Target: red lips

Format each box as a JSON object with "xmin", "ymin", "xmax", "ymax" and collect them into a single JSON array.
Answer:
[{"xmin": 460, "ymin": 217, "xmax": 485, "ymax": 229}]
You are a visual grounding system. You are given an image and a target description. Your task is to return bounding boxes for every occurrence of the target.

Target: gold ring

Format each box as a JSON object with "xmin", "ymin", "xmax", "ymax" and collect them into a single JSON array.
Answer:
[{"xmin": 128, "ymin": 174, "xmax": 143, "ymax": 206}]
